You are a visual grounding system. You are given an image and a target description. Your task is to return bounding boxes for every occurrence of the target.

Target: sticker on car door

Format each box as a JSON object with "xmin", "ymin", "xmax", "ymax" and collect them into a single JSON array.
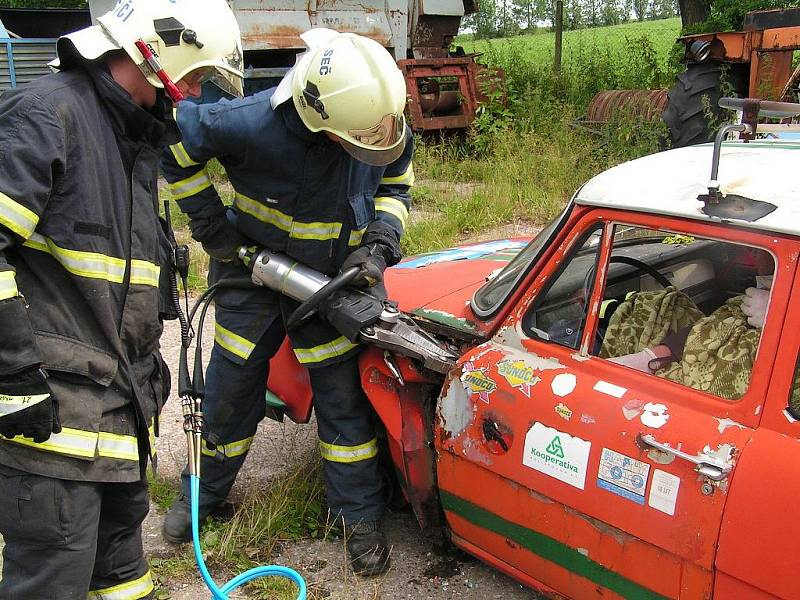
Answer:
[
  {"xmin": 523, "ymin": 423, "xmax": 591, "ymax": 489},
  {"xmin": 596, "ymin": 447, "xmax": 650, "ymax": 504}
]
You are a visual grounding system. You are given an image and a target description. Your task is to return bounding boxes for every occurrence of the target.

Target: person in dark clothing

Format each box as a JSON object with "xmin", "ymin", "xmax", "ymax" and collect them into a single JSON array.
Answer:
[
  {"xmin": 0, "ymin": 3, "xmax": 243, "ymax": 597},
  {"xmin": 160, "ymin": 28, "xmax": 413, "ymax": 577}
]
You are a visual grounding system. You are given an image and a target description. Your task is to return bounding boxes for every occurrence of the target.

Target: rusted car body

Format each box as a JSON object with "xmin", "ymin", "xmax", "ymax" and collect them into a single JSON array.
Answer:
[{"xmin": 269, "ymin": 136, "xmax": 800, "ymax": 598}]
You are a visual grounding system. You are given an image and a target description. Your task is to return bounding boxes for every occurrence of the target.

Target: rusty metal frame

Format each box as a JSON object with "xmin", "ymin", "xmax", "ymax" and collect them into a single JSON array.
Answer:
[
  {"xmin": 398, "ymin": 57, "xmax": 482, "ymax": 131},
  {"xmin": 681, "ymin": 23, "xmax": 800, "ymax": 101}
]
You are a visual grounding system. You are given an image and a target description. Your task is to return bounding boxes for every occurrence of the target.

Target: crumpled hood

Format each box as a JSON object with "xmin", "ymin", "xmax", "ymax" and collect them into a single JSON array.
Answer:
[{"xmin": 384, "ymin": 239, "xmax": 529, "ymax": 335}]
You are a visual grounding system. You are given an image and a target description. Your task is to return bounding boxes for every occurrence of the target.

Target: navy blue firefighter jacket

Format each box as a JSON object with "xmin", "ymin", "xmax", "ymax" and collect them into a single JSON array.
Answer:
[{"xmin": 161, "ymin": 88, "xmax": 414, "ymax": 367}]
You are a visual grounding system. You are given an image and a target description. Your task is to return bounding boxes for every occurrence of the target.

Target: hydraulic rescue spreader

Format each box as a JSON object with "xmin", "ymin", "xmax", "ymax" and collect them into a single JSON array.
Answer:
[{"xmin": 237, "ymin": 245, "xmax": 460, "ymax": 374}]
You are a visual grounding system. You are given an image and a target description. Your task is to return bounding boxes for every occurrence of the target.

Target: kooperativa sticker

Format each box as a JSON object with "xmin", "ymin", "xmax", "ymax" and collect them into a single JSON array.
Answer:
[{"xmin": 523, "ymin": 423, "xmax": 591, "ymax": 489}]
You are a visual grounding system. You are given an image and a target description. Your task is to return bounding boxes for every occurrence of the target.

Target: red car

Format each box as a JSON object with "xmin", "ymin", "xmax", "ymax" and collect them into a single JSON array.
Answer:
[{"xmin": 268, "ymin": 132, "xmax": 800, "ymax": 599}]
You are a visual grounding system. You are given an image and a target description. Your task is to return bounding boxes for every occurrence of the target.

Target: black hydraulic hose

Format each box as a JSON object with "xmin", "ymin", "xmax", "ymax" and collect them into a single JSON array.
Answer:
[
  {"xmin": 178, "ymin": 276, "xmax": 257, "ymax": 400},
  {"xmin": 285, "ymin": 266, "xmax": 360, "ymax": 331},
  {"xmin": 170, "ymin": 270, "xmax": 193, "ymax": 348}
]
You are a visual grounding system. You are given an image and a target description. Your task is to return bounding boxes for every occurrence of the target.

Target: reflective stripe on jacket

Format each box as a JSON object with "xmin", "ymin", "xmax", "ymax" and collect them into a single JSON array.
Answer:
[{"xmin": 0, "ymin": 65, "xmax": 175, "ymax": 482}]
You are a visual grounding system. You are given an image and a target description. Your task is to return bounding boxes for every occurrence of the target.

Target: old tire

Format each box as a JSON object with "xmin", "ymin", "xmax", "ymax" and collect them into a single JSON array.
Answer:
[{"xmin": 663, "ymin": 62, "xmax": 745, "ymax": 148}]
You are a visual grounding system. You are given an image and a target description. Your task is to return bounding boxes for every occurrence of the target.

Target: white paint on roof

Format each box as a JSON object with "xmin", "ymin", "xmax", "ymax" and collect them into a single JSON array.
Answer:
[{"xmin": 576, "ymin": 141, "xmax": 800, "ymax": 236}]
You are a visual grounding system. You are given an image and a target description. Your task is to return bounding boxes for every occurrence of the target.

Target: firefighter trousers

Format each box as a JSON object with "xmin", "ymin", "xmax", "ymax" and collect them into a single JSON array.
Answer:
[
  {"xmin": 0, "ymin": 464, "xmax": 153, "ymax": 599},
  {"xmin": 180, "ymin": 317, "xmax": 384, "ymax": 524}
]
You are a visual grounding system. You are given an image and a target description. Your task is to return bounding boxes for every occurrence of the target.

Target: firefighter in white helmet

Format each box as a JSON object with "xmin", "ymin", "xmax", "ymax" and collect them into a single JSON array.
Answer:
[
  {"xmin": 0, "ymin": 1, "xmax": 242, "ymax": 597},
  {"xmin": 161, "ymin": 29, "xmax": 413, "ymax": 577},
  {"xmin": 290, "ymin": 29, "xmax": 408, "ymax": 166}
]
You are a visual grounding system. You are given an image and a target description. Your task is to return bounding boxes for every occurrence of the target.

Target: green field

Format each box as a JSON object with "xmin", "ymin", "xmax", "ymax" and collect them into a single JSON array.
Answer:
[
  {"xmin": 459, "ymin": 17, "xmax": 682, "ymax": 106},
  {"xmin": 460, "ymin": 17, "xmax": 681, "ymax": 60}
]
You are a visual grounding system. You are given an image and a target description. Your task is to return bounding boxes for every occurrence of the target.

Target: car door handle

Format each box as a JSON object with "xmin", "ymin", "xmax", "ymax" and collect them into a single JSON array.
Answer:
[{"xmin": 639, "ymin": 434, "xmax": 732, "ymax": 481}]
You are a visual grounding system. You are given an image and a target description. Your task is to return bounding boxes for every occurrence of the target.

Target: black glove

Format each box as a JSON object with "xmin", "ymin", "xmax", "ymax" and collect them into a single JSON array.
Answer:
[
  {"xmin": 198, "ymin": 215, "xmax": 249, "ymax": 263},
  {"xmin": 320, "ymin": 288, "xmax": 384, "ymax": 342},
  {"xmin": 0, "ymin": 367, "xmax": 61, "ymax": 443},
  {"xmin": 341, "ymin": 244, "xmax": 389, "ymax": 288}
]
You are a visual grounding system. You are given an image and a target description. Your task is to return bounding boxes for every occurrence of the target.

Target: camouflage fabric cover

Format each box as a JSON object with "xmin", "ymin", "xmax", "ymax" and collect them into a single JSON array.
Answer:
[
  {"xmin": 599, "ymin": 287, "xmax": 704, "ymax": 359},
  {"xmin": 790, "ymin": 368, "xmax": 800, "ymax": 416},
  {"xmin": 657, "ymin": 297, "xmax": 760, "ymax": 400}
]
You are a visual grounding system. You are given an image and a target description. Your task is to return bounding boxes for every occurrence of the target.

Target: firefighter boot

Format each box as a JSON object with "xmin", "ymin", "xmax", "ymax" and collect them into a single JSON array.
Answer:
[
  {"xmin": 163, "ymin": 494, "xmax": 197, "ymax": 543},
  {"xmin": 162, "ymin": 494, "xmax": 224, "ymax": 544},
  {"xmin": 346, "ymin": 521, "xmax": 391, "ymax": 576}
]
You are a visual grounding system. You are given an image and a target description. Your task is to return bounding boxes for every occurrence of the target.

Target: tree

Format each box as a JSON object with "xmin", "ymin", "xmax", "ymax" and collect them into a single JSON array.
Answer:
[
  {"xmin": 463, "ymin": 0, "xmax": 500, "ymax": 38},
  {"xmin": 633, "ymin": 0, "xmax": 650, "ymax": 20},
  {"xmin": 677, "ymin": 0, "xmax": 711, "ymax": 26},
  {"xmin": 565, "ymin": 0, "xmax": 584, "ymax": 29},
  {"xmin": 621, "ymin": 0, "xmax": 634, "ymax": 22}
]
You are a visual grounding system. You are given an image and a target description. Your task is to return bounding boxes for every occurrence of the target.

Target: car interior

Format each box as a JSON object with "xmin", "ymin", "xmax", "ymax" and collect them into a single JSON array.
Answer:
[{"xmin": 523, "ymin": 225, "xmax": 774, "ymax": 400}]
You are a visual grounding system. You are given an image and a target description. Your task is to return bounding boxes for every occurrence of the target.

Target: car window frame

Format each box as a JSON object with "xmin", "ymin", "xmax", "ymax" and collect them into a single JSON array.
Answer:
[
  {"xmin": 471, "ymin": 201, "xmax": 574, "ymax": 319},
  {"xmin": 520, "ymin": 222, "xmax": 607, "ymax": 350},
  {"xmin": 587, "ymin": 216, "xmax": 788, "ymax": 408}
]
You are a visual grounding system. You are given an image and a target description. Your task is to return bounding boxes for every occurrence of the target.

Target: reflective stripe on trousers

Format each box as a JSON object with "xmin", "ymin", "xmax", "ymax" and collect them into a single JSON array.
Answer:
[
  {"xmin": 319, "ymin": 437, "xmax": 378, "ymax": 463},
  {"xmin": 88, "ymin": 570, "xmax": 154, "ymax": 600},
  {"xmin": 293, "ymin": 335, "xmax": 359, "ymax": 365},
  {"xmin": 214, "ymin": 322, "xmax": 256, "ymax": 361},
  {"xmin": 201, "ymin": 435, "xmax": 254, "ymax": 459}
]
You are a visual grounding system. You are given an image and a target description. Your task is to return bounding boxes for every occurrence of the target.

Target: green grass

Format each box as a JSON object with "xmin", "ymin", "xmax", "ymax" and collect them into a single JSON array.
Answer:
[
  {"xmin": 461, "ymin": 18, "xmax": 682, "ymax": 107},
  {"xmin": 149, "ymin": 454, "xmax": 326, "ymax": 599},
  {"xmin": 395, "ymin": 18, "xmax": 680, "ymax": 253},
  {"xmin": 460, "ymin": 18, "xmax": 681, "ymax": 56}
]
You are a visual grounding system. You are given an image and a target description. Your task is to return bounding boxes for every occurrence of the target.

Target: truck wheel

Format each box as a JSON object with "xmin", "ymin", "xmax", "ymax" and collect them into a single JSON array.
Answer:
[{"xmin": 662, "ymin": 62, "xmax": 745, "ymax": 148}]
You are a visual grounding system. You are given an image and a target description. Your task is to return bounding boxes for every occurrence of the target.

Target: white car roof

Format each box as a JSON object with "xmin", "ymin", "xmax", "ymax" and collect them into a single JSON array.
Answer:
[{"xmin": 575, "ymin": 140, "xmax": 800, "ymax": 237}]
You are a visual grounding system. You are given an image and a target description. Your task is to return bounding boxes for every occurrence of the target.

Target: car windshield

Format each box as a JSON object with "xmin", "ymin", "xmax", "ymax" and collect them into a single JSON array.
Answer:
[{"xmin": 472, "ymin": 204, "xmax": 572, "ymax": 317}]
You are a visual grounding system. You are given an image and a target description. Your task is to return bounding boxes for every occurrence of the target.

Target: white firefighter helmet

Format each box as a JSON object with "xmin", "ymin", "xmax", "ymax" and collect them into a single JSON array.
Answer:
[
  {"xmin": 290, "ymin": 29, "xmax": 407, "ymax": 166},
  {"xmin": 53, "ymin": 0, "xmax": 244, "ymax": 97}
]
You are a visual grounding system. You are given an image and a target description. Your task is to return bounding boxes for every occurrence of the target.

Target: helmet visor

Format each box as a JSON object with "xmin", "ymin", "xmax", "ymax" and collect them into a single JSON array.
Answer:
[
  {"xmin": 208, "ymin": 67, "xmax": 244, "ymax": 98},
  {"xmin": 340, "ymin": 114, "xmax": 406, "ymax": 166}
]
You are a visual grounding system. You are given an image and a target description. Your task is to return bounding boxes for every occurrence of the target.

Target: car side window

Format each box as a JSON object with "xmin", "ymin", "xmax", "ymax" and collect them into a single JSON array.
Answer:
[
  {"xmin": 592, "ymin": 225, "xmax": 774, "ymax": 401},
  {"xmin": 522, "ymin": 226, "xmax": 604, "ymax": 350}
]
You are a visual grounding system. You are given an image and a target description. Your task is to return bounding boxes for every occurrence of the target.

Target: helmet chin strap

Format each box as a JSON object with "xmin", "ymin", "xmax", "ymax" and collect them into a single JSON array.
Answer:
[{"xmin": 134, "ymin": 39, "xmax": 185, "ymax": 103}]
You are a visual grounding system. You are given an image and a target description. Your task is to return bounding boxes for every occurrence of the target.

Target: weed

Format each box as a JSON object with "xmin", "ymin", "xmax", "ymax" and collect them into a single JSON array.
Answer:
[
  {"xmin": 150, "ymin": 453, "xmax": 325, "ymax": 599},
  {"xmin": 148, "ymin": 469, "xmax": 180, "ymax": 513}
]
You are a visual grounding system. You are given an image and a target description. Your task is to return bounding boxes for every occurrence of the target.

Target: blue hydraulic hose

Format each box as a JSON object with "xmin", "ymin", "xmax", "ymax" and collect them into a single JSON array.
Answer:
[{"xmin": 189, "ymin": 475, "xmax": 307, "ymax": 599}]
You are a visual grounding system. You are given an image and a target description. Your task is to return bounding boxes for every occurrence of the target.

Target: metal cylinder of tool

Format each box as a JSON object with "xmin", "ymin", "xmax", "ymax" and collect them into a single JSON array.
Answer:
[{"xmin": 241, "ymin": 247, "xmax": 331, "ymax": 302}]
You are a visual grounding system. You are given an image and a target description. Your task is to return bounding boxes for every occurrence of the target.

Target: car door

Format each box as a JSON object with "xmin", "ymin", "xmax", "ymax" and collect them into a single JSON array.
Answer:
[{"xmin": 436, "ymin": 209, "xmax": 794, "ymax": 599}]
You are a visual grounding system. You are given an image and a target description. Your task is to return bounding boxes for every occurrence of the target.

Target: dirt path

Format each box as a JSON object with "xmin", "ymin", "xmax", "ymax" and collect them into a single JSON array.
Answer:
[{"xmin": 149, "ymin": 310, "xmax": 540, "ymax": 599}]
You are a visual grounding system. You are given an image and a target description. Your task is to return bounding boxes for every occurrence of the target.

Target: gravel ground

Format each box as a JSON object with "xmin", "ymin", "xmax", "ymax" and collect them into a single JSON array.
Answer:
[{"xmin": 147, "ymin": 308, "xmax": 540, "ymax": 599}]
